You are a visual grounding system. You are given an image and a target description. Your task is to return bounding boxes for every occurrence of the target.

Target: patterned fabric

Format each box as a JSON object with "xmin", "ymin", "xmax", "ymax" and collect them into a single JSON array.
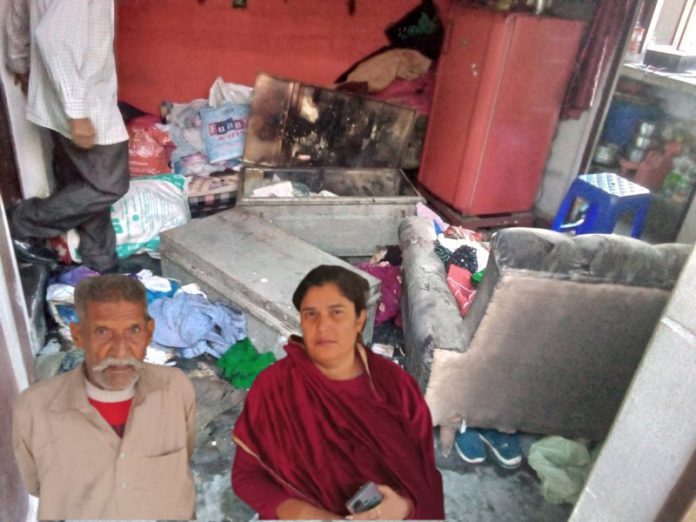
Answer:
[
  {"xmin": 5, "ymin": 0, "xmax": 127, "ymax": 145},
  {"xmin": 188, "ymin": 191, "xmax": 237, "ymax": 218},
  {"xmin": 446, "ymin": 245, "xmax": 478, "ymax": 273},
  {"xmin": 433, "ymin": 241, "xmax": 451, "ymax": 264},
  {"xmin": 186, "ymin": 173, "xmax": 238, "ymax": 218}
]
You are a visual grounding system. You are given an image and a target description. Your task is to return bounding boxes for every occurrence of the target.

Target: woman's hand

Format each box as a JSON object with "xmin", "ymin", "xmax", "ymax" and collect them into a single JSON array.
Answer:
[{"xmin": 346, "ymin": 484, "xmax": 413, "ymax": 520}]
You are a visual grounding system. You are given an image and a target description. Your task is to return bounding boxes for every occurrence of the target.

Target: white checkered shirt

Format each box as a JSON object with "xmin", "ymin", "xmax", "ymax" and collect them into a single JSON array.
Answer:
[{"xmin": 5, "ymin": 0, "xmax": 127, "ymax": 145}]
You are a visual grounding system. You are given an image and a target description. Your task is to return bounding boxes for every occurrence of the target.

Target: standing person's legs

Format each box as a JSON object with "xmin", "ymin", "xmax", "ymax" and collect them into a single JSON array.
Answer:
[{"xmin": 11, "ymin": 132, "xmax": 129, "ymax": 272}]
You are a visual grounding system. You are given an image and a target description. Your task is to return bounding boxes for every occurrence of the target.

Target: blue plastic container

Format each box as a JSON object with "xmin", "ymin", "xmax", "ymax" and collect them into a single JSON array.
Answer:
[{"xmin": 600, "ymin": 97, "xmax": 663, "ymax": 150}]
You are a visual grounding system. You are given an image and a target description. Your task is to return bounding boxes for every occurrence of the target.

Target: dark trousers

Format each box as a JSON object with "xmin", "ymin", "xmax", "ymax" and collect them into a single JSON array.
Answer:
[{"xmin": 11, "ymin": 132, "xmax": 129, "ymax": 272}]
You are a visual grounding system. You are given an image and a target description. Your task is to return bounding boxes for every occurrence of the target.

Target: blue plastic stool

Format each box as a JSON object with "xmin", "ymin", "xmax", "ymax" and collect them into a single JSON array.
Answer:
[{"xmin": 551, "ymin": 173, "xmax": 651, "ymax": 238}]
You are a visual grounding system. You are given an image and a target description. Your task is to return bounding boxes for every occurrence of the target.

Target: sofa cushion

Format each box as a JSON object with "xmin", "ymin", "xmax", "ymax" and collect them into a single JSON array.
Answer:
[
  {"xmin": 425, "ymin": 275, "xmax": 671, "ymax": 439},
  {"xmin": 399, "ymin": 217, "xmax": 693, "ymax": 439}
]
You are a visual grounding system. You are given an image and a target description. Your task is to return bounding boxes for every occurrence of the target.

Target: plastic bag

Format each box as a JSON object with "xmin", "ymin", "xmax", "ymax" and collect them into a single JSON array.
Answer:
[
  {"xmin": 200, "ymin": 102, "xmax": 249, "ymax": 164},
  {"xmin": 167, "ymin": 99, "xmax": 208, "ymax": 164},
  {"xmin": 127, "ymin": 115, "xmax": 173, "ymax": 176},
  {"xmin": 527, "ymin": 436, "xmax": 593, "ymax": 505},
  {"xmin": 46, "ymin": 283, "xmax": 77, "ymax": 329},
  {"xmin": 53, "ymin": 175, "xmax": 191, "ymax": 262},
  {"xmin": 208, "ymin": 76, "xmax": 253, "ymax": 108}
]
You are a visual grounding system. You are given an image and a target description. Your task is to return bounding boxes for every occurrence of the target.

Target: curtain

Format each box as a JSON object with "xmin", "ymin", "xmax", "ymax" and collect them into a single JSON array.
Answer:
[{"xmin": 562, "ymin": 0, "xmax": 641, "ymax": 119}]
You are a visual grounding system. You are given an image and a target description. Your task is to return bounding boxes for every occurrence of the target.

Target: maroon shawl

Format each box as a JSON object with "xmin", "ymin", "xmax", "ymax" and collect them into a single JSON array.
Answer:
[{"xmin": 233, "ymin": 337, "xmax": 444, "ymax": 519}]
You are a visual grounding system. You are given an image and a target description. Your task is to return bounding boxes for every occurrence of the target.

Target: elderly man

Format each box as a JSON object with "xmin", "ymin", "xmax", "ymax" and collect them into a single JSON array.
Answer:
[{"xmin": 12, "ymin": 275, "xmax": 196, "ymax": 520}]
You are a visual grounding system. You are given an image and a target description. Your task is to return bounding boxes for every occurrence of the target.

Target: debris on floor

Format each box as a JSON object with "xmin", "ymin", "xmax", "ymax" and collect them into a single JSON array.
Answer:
[{"xmin": 528, "ymin": 436, "xmax": 601, "ymax": 505}]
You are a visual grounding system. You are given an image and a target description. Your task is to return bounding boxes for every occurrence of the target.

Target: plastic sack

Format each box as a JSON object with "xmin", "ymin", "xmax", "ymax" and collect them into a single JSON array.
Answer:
[
  {"xmin": 167, "ymin": 99, "xmax": 211, "ymax": 175},
  {"xmin": 167, "ymin": 99, "xmax": 207, "ymax": 158},
  {"xmin": 46, "ymin": 283, "xmax": 77, "ymax": 329},
  {"xmin": 111, "ymin": 174, "xmax": 190, "ymax": 259},
  {"xmin": 208, "ymin": 76, "xmax": 253, "ymax": 108},
  {"xmin": 127, "ymin": 115, "xmax": 173, "ymax": 176},
  {"xmin": 200, "ymin": 102, "xmax": 249, "ymax": 164},
  {"xmin": 52, "ymin": 175, "xmax": 191, "ymax": 262},
  {"xmin": 527, "ymin": 436, "xmax": 592, "ymax": 505}
]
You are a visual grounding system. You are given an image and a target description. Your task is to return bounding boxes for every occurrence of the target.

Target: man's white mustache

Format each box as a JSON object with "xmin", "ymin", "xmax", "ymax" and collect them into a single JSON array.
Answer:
[{"xmin": 93, "ymin": 357, "xmax": 143, "ymax": 372}]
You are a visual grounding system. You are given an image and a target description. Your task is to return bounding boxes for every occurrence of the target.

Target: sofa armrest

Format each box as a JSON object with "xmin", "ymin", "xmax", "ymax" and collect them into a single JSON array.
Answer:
[{"xmin": 399, "ymin": 217, "xmax": 470, "ymax": 390}]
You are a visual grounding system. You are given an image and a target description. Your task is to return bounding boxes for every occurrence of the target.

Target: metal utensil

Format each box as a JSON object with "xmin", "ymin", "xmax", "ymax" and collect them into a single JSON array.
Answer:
[
  {"xmin": 593, "ymin": 143, "xmax": 619, "ymax": 166},
  {"xmin": 626, "ymin": 146, "xmax": 646, "ymax": 163},
  {"xmin": 633, "ymin": 135, "xmax": 654, "ymax": 149},
  {"xmin": 636, "ymin": 121, "xmax": 657, "ymax": 137}
]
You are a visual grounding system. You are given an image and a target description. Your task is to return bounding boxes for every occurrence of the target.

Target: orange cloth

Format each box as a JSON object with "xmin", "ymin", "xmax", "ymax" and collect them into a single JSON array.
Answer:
[{"xmin": 346, "ymin": 49, "xmax": 431, "ymax": 93}]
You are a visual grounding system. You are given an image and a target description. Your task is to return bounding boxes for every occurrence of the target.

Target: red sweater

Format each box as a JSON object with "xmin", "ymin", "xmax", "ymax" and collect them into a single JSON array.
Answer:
[{"xmin": 88, "ymin": 398, "xmax": 133, "ymax": 438}]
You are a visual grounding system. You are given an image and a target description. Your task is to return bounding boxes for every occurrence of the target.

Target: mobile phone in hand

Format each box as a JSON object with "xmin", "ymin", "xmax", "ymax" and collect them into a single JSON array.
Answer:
[{"xmin": 346, "ymin": 481, "xmax": 383, "ymax": 514}]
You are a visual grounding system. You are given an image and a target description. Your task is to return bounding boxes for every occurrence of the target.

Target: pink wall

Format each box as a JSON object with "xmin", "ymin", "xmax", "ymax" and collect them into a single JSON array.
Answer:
[{"xmin": 115, "ymin": 0, "xmax": 429, "ymax": 114}]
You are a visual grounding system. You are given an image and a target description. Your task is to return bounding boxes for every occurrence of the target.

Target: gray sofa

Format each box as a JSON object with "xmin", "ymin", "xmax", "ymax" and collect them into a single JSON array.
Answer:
[{"xmin": 399, "ymin": 217, "xmax": 691, "ymax": 449}]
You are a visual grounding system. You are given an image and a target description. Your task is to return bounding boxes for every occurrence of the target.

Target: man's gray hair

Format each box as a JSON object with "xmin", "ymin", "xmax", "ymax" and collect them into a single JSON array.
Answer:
[{"xmin": 74, "ymin": 274, "xmax": 149, "ymax": 320}]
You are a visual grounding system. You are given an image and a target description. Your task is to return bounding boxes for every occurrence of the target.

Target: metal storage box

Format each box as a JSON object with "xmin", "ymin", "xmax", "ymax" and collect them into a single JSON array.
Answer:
[
  {"xmin": 244, "ymin": 72, "xmax": 417, "ymax": 168},
  {"xmin": 239, "ymin": 73, "xmax": 424, "ymax": 256},
  {"xmin": 160, "ymin": 209, "xmax": 381, "ymax": 357},
  {"xmin": 237, "ymin": 166, "xmax": 424, "ymax": 256}
]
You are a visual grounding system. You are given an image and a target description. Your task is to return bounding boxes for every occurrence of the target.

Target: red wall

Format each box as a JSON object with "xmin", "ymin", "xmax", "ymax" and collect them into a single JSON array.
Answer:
[{"xmin": 115, "ymin": 0, "xmax": 428, "ymax": 114}]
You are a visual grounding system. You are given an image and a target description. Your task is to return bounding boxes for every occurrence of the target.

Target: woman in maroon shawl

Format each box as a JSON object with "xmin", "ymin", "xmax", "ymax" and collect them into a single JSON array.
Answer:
[{"xmin": 232, "ymin": 265, "xmax": 445, "ymax": 520}]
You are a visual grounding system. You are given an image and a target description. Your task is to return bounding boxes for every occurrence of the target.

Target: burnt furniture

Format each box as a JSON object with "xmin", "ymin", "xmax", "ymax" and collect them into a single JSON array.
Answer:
[{"xmin": 399, "ymin": 217, "xmax": 691, "ymax": 450}]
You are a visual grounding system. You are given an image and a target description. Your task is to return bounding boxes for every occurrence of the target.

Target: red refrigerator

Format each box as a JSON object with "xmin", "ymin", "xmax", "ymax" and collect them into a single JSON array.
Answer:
[{"xmin": 418, "ymin": 5, "xmax": 584, "ymax": 216}]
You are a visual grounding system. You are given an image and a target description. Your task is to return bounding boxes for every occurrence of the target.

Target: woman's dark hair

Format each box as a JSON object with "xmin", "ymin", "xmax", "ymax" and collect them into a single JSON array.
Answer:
[{"xmin": 292, "ymin": 265, "xmax": 369, "ymax": 314}]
